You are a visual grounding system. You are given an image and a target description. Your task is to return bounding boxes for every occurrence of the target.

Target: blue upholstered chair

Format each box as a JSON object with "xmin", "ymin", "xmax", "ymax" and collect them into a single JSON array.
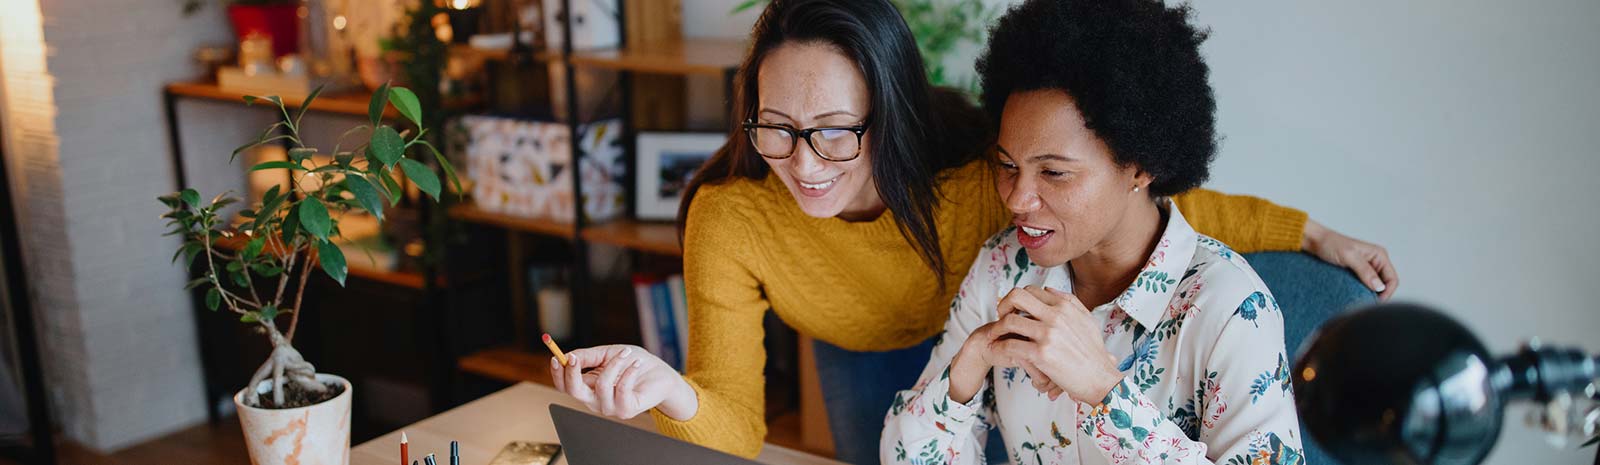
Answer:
[
  {"xmin": 1242, "ymin": 251, "xmax": 1377, "ymax": 465},
  {"xmin": 812, "ymin": 252, "xmax": 1375, "ymax": 464}
]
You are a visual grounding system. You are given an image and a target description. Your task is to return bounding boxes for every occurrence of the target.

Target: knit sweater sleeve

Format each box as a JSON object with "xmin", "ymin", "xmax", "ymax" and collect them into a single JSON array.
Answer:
[
  {"xmin": 648, "ymin": 183, "xmax": 771, "ymax": 458},
  {"xmin": 1171, "ymin": 188, "xmax": 1307, "ymax": 253}
]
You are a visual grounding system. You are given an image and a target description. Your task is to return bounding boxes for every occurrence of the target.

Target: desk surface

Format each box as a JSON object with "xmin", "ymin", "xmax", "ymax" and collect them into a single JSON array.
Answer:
[{"xmin": 351, "ymin": 382, "xmax": 843, "ymax": 465}]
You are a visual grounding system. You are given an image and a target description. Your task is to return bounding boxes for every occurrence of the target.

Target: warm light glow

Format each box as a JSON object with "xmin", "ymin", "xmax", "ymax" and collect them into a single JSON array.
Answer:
[
  {"xmin": 450, "ymin": 0, "xmax": 472, "ymax": 10},
  {"xmin": 0, "ymin": 0, "xmax": 58, "ymax": 169},
  {"xmin": 333, "ymin": 15, "xmax": 347, "ymax": 31},
  {"xmin": 1300, "ymin": 366, "xmax": 1317, "ymax": 382}
]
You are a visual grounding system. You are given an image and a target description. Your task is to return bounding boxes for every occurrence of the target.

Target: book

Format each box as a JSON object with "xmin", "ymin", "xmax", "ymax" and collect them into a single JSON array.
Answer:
[
  {"xmin": 631, "ymin": 275, "xmax": 660, "ymax": 364},
  {"xmin": 666, "ymin": 274, "xmax": 689, "ymax": 363},
  {"xmin": 649, "ymin": 280, "xmax": 680, "ymax": 369}
]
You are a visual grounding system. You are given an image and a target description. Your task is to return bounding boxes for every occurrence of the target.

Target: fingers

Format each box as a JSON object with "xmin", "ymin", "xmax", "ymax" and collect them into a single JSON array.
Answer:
[
  {"xmin": 551, "ymin": 356, "xmax": 566, "ymax": 394},
  {"xmin": 564, "ymin": 352, "xmax": 596, "ymax": 408},
  {"xmin": 1020, "ymin": 360, "xmax": 1056, "ymax": 394},
  {"xmin": 991, "ymin": 311, "xmax": 1046, "ymax": 342},
  {"xmin": 1372, "ymin": 249, "xmax": 1399, "ymax": 301},
  {"xmin": 999, "ymin": 287, "xmax": 1057, "ymax": 323},
  {"xmin": 593, "ymin": 347, "xmax": 636, "ymax": 416},
  {"xmin": 1344, "ymin": 250, "xmax": 1386, "ymax": 297},
  {"xmin": 614, "ymin": 360, "xmax": 647, "ymax": 418}
]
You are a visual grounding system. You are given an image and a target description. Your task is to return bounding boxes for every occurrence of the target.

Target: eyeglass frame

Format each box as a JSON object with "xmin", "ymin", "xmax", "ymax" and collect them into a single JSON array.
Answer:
[{"xmin": 741, "ymin": 119, "xmax": 868, "ymax": 162}]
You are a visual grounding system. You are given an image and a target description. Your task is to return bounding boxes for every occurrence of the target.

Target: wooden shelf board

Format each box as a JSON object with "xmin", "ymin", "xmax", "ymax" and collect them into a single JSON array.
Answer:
[
  {"xmin": 167, "ymin": 81, "xmax": 392, "ymax": 119},
  {"xmin": 582, "ymin": 220, "xmax": 681, "ymax": 256},
  {"xmin": 457, "ymin": 345, "xmax": 556, "ymax": 387},
  {"xmin": 450, "ymin": 43, "xmax": 556, "ymax": 64},
  {"xmin": 166, "ymin": 81, "xmax": 481, "ymax": 119},
  {"xmin": 448, "ymin": 204, "xmax": 577, "ymax": 239},
  {"xmin": 569, "ymin": 38, "xmax": 746, "ymax": 77},
  {"xmin": 210, "ymin": 233, "xmax": 428, "ymax": 290}
]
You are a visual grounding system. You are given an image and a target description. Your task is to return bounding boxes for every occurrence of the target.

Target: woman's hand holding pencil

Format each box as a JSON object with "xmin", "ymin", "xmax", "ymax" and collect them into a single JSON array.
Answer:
[{"xmin": 545, "ymin": 336, "xmax": 700, "ymax": 422}]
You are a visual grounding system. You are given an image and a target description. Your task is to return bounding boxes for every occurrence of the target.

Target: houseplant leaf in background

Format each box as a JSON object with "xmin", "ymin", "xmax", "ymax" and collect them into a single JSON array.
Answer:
[{"xmin": 731, "ymin": 0, "xmax": 995, "ymax": 93}]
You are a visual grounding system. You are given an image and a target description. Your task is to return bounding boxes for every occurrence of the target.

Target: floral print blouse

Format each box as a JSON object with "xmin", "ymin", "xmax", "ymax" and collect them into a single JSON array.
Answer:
[{"xmin": 881, "ymin": 202, "xmax": 1307, "ymax": 465}]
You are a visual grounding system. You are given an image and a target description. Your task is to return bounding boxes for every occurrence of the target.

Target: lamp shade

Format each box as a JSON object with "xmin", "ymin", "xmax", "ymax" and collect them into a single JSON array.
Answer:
[{"xmin": 1293, "ymin": 303, "xmax": 1504, "ymax": 464}]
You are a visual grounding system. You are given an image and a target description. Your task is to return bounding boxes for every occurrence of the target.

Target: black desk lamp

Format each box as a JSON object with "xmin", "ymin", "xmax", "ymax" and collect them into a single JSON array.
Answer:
[{"xmin": 1293, "ymin": 303, "xmax": 1598, "ymax": 465}]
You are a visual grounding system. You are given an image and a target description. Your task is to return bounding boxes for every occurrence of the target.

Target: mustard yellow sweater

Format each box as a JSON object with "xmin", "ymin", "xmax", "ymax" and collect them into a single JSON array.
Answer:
[{"xmin": 652, "ymin": 160, "xmax": 1307, "ymax": 457}]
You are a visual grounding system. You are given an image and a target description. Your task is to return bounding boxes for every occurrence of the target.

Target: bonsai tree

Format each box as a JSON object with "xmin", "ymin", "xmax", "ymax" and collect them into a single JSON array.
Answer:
[{"xmin": 159, "ymin": 84, "xmax": 459, "ymax": 408}]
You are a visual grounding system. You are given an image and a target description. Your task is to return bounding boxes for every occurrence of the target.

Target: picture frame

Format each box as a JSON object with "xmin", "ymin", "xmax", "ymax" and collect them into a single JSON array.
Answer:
[{"xmin": 635, "ymin": 132, "xmax": 724, "ymax": 221}]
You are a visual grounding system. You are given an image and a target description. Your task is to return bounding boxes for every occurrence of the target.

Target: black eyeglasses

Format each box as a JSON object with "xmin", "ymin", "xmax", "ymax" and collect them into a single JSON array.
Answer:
[{"xmin": 742, "ymin": 120, "xmax": 867, "ymax": 162}]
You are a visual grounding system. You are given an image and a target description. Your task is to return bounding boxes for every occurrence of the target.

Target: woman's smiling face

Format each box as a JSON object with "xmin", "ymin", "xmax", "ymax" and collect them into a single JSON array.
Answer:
[
  {"xmin": 755, "ymin": 42, "xmax": 881, "ymax": 220},
  {"xmin": 995, "ymin": 89, "xmax": 1151, "ymax": 267}
]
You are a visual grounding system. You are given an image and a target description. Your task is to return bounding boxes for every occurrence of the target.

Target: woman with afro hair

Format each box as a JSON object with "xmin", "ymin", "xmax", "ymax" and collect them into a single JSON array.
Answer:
[{"xmin": 884, "ymin": 0, "xmax": 1308, "ymax": 463}]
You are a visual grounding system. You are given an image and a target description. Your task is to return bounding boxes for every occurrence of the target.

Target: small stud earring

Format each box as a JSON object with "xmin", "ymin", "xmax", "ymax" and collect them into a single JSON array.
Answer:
[{"xmin": 1133, "ymin": 186, "xmax": 1141, "ymax": 193}]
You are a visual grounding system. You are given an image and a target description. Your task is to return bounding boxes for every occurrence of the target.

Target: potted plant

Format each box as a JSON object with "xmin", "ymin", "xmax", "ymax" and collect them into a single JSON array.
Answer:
[
  {"xmin": 159, "ymin": 84, "xmax": 458, "ymax": 465},
  {"xmin": 184, "ymin": 0, "xmax": 304, "ymax": 58}
]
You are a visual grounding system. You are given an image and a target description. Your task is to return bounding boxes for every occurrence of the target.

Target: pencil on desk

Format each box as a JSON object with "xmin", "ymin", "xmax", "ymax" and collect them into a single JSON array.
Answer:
[
  {"xmin": 400, "ymin": 431, "xmax": 408, "ymax": 465},
  {"xmin": 543, "ymin": 333, "xmax": 568, "ymax": 366}
]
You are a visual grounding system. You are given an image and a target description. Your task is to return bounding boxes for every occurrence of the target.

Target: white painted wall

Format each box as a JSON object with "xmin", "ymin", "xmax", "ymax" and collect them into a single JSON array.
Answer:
[
  {"xmin": 0, "ymin": 0, "xmax": 235, "ymax": 452},
  {"xmin": 682, "ymin": 0, "xmax": 1600, "ymax": 463}
]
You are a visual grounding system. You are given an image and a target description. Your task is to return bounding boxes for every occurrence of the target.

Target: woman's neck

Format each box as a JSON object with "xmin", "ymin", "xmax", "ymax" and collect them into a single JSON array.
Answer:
[
  {"xmin": 835, "ymin": 187, "xmax": 888, "ymax": 222},
  {"xmin": 1070, "ymin": 198, "xmax": 1165, "ymax": 309}
]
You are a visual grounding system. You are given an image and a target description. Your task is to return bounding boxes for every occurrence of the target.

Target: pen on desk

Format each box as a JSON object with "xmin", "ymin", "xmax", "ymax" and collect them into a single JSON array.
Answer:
[
  {"xmin": 450, "ymin": 440, "xmax": 459, "ymax": 465},
  {"xmin": 423, "ymin": 453, "xmax": 436, "ymax": 465},
  {"xmin": 543, "ymin": 333, "xmax": 569, "ymax": 366},
  {"xmin": 400, "ymin": 431, "xmax": 408, "ymax": 465}
]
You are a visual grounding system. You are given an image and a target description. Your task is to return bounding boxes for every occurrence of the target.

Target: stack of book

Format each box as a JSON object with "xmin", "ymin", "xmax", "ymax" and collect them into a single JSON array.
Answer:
[{"xmin": 632, "ymin": 274, "xmax": 687, "ymax": 370}]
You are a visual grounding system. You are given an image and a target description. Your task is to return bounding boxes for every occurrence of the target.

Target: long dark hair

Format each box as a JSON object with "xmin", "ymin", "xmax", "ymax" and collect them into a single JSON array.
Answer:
[{"xmin": 677, "ymin": 0, "xmax": 990, "ymax": 280}]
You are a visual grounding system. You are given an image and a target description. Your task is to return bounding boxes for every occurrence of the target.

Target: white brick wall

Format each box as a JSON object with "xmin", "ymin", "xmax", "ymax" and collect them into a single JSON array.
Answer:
[{"xmin": 1, "ymin": 0, "xmax": 242, "ymax": 452}]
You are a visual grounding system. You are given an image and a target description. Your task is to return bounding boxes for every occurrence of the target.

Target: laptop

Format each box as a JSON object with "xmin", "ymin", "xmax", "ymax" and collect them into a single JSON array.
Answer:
[{"xmin": 549, "ymin": 404, "xmax": 764, "ymax": 465}]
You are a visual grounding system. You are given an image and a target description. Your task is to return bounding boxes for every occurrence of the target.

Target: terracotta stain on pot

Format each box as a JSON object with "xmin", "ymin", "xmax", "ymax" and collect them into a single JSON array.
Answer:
[{"xmin": 262, "ymin": 411, "xmax": 310, "ymax": 465}]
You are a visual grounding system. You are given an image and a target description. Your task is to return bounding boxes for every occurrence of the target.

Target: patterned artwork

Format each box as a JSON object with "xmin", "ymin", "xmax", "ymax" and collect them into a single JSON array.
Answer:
[{"xmin": 460, "ymin": 115, "xmax": 624, "ymax": 223}]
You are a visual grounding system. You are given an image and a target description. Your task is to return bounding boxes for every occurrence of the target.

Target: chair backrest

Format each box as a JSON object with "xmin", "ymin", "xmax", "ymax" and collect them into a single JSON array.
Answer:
[{"xmin": 1242, "ymin": 251, "xmax": 1378, "ymax": 465}]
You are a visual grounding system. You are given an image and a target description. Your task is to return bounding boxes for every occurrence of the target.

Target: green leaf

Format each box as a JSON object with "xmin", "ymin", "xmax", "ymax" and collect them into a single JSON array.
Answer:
[
  {"xmin": 258, "ymin": 304, "xmax": 278, "ymax": 322},
  {"xmin": 1110, "ymin": 409, "xmax": 1133, "ymax": 429},
  {"xmin": 226, "ymin": 261, "xmax": 243, "ymax": 273},
  {"xmin": 730, "ymin": 0, "xmax": 765, "ymax": 13},
  {"xmin": 335, "ymin": 151, "xmax": 355, "ymax": 167},
  {"xmin": 387, "ymin": 87, "xmax": 423, "ymax": 127},
  {"xmin": 298, "ymin": 200, "xmax": 332, "ymax": 240},
  {"xmin": 345, "ymin": 175, "xmax": 385, "ymax": 220},
  {"xmin": 293, "ymin": 84, "xmax": 325, "ymax": 128},
  {"xmin": 242, "ymin": 237, "xmax": 265, "ymax": 261},
  {"xmin": 399, "ymin": 158, "xmax": 441, "ymax": 201},
  {"xmin": 250, "ymin": 161, "xmax": 305, "ymax": 172},
  {"xmin": 281, "ymin": 203, "xmax": 301, "ymax": 243},
  {"xmin": 171, "ymin": 242, "xmax": 201, "ymax": 264},
  {"xmin": 229, "ymin": 268, "xmax": 249, "ymax": 287},
  {"xmin": 205, "ymin": 288, "xmax": 220, "ymax": 311},
  {"xmin": 180, "ymin": 188, "xmax": 200, "ymax": 207},
  {"xmin": 288, "ymin": 147, "xmax": 317, "ymax": 163},
  {"xmin": 316, "ymin": 239, "xmax": 347, "ymax": 286},
  {"xmin": 252, "ymin": 263, "xmax": 284, "ymax": 277},
  {"xmin": 258, "ymin": 185, "xmax": 284, "ymax": 218},
  {"xmin": 368, "ymin": 82, "xmax": 391, "ymax": 126},
  {"xmin": 379, "ymin": 170, "xmax": 403, "ymax": 206},
  {"xmin": 240, "ymin": 312, "xmax": 258, "ymax": 323},
  {"xmin": 368, "ymin": 126, "xmax": 405, "ymax": 169},
  {"xmin": 419, "ymin": 141, "xmax": 462, "ymax": 195}
]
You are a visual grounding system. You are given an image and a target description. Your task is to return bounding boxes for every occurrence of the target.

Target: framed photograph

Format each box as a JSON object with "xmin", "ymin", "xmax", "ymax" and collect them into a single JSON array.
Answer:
[{"xmin": 635, "ymin": 132, "xmax": 724, "ymax": 221}]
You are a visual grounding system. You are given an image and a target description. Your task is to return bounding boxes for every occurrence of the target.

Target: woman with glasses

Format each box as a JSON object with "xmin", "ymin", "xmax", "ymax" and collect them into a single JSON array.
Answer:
[{"xmin": 549, "ymin": 0, "xmax": 1396, "ymax": 461}]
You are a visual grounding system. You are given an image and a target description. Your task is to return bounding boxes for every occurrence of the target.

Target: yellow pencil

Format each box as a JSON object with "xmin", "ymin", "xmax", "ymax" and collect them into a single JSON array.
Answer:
[{"xmin": 542, "ymin": 333, "xmax": 568, "ymax": 366}]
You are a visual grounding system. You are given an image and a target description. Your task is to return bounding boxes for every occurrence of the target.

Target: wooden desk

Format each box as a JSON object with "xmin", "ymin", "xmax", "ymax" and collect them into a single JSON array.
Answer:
[{"xmin": 350, "ymin": 382, "xmax": 843, "ymax": 465}]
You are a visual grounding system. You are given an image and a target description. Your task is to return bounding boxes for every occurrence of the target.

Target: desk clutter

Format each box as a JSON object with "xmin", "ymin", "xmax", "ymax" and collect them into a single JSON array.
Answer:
[{"xmin": 402, "ymin": 433, "xmax": 563, "ymax": 465}]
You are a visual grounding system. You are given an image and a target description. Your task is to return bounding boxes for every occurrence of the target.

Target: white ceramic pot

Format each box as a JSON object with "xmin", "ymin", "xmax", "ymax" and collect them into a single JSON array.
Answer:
[{"xmin": 234, "ymin": 373, "xmax": 352, "ymax": 465}]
